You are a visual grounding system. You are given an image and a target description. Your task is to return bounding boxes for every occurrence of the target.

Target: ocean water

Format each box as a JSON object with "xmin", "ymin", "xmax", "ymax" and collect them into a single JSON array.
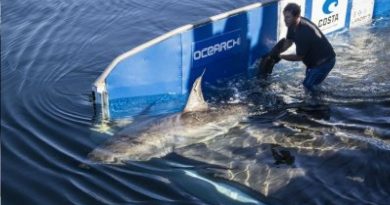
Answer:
[{"xmin": 2, "ymin": 0, "xmax": 390, "ymax": 204}]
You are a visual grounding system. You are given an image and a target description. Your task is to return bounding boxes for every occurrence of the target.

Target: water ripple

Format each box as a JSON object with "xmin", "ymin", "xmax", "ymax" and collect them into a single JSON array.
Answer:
[{"xmin": 2, "ymin": 1, "xmax": 390, "ymax": 205}]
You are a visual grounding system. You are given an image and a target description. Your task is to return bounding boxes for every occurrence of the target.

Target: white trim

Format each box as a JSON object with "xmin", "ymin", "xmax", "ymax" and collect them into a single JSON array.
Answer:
[{"xmin": 210, "ymin": 3, "xmax": 263, "ymax": 21}]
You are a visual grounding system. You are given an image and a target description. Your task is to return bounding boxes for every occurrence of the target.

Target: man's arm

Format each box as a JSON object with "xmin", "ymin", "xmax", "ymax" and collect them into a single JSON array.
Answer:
[
  {"xmin": 280, "ymin": 54, "xmax": 303, "ymax": 61},
  {"xmin": 279, "ymin": 39, "xmax": 293, "ymax": 53},
  {"xmin": 279, "ymin": 39, "xmax": 304, "ymax": 61}
]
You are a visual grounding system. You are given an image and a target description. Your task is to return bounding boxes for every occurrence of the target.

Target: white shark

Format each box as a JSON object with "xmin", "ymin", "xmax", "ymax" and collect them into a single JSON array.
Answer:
[{"xmin": 88, "ymin": 72, "xmax": 248, "ymax": 163}]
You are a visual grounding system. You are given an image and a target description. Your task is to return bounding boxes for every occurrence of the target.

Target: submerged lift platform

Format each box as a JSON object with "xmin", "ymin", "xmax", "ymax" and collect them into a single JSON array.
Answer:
[{"xmin": 93, "ymin": 0, "xmax": 386, "ymax": 120}]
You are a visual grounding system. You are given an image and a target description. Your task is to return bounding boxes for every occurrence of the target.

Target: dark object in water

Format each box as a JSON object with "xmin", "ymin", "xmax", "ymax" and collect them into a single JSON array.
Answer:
[
  {"xmin": 271, "ymin": 144, "xmax": 295, "ymax": 165},
  {"xmin": 257, "ymin": 38, "xmax": 286, "ymax": 79}
]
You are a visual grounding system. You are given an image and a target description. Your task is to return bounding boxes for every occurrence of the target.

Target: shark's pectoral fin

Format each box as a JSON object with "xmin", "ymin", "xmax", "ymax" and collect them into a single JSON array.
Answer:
[{"xmin": 184, "ymin": 69, "xmax": 208, "ymax": 113}]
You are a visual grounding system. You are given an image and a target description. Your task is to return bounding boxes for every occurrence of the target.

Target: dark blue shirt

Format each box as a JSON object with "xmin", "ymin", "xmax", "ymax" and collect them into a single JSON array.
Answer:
[{"xmin": 287, "ymin": 17, "xmax": 336, "ymax": 67}]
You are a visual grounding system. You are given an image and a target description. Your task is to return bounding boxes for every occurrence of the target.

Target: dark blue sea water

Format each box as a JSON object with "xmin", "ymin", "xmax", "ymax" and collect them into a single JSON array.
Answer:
[{"xmin": 2, "ymin": 0, "xmax": 390, "ymax": 204}]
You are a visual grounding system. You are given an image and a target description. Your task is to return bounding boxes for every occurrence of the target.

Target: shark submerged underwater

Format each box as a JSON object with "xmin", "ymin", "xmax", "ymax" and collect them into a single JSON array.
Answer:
[
  {"xmin": 87, "ymin": 71, "xmax": 390, "ymax": 204},
  {"xmin": 88, "ymin": 72, "xmax": 249, "ymax": 164},
  {"xmin": 88, "ymin": 37, "xmax": 291, "ymax": 165}
]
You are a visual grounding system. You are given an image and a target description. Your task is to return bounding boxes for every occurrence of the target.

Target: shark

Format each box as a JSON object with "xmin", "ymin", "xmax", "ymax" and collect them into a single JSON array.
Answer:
[{"xmin": 88, "ymin": 72, "xmax": 248, "ymax": 164}]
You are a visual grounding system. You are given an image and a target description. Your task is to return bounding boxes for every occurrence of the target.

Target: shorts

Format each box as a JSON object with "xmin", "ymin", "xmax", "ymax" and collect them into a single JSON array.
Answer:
[{"xmin": 303, "ymin": 57, "xmax": 336, "ymax": 91}]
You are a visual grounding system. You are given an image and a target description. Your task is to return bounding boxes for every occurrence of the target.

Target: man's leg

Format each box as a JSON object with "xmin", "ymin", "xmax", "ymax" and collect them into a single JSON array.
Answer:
[{"xmin": 303, "ymin": 58, "xmax": 336, "ymax": 91}]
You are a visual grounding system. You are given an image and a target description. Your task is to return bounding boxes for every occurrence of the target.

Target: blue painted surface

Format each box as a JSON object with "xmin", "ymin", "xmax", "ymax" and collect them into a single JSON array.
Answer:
[
  {"xmin": 374, "ymin": 0, "xmax": 390, "ymax": 18},
  {"xmin": 344, "ymin": 0, "xmax": 353, "ymax": 28},
  {"xmin": 191, "ymin": 29, "xmax": 242, "ymax": 68},
  {"xmin": 106, "ymin": 35, "xmax": 182, "ymax": 100},
  {"xmin": 305, "ymin": 0, "xmax": 313, "ymax": 19},
  {"xmin": 109, "ymin": 94, "xmax": 187, "ymax": 119},
  {"xmin": 99, "ymin": 0, "xmax": 390, "ymax": 119},
  {"xmin": 105, "ymin": 2, "xmax": 278, "ymax": 118},
  {"xmin": 105, "ymin": 35, "xmax": 183, "ymax": 118}
]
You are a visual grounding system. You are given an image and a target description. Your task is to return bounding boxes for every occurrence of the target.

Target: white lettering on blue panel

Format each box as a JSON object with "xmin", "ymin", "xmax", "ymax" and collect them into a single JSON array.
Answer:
[{"xmin": 192, "ymin": 30, "xmax": 242, "ymax": 67}]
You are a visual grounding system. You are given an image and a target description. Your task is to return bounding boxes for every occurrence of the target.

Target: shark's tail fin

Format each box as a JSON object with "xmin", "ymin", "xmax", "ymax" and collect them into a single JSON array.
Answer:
[{"xmin": 184, "ymin": 69, "xmax": 208, "ymax": 112}]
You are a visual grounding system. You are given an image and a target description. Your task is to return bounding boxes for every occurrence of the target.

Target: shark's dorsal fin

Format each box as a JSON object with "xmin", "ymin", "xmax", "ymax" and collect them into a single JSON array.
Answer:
[{"xmin": 184, "ymin": 70, "xmax": 208, "ymax": 113}]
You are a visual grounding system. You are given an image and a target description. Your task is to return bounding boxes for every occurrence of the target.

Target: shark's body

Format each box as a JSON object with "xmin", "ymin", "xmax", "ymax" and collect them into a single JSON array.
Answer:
[{"xmin": 88, "ymin": 73, "xmax": 248, "ymax": 163}]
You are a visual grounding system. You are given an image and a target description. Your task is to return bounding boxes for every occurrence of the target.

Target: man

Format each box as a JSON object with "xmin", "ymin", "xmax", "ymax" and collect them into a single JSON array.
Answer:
[{"xmin": 279, "ymin": 3, "xmax": 336, "ymax": 91}]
